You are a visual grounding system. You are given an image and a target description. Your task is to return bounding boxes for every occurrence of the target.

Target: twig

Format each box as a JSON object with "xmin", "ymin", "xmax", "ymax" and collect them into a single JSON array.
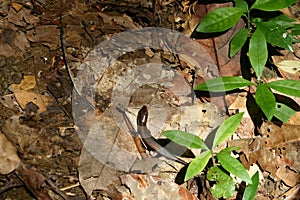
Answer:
[{"xmin": 59, "ymin": 13, "xmax": 95, "ymax": 111}]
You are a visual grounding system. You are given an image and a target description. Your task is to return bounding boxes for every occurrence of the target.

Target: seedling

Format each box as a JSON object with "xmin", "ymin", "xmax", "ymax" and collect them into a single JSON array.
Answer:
[
  {"xmin": 194, "ymin": 0, "xmax": 300, "ymax": 122},
  {"xmin": 162, "ymin": 112, "xmax": 259, "ymax": 199}
]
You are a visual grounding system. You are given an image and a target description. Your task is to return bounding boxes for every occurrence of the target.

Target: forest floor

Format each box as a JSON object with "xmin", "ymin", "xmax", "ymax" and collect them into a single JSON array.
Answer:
[{"xmin": 0, "ymin": 0, "xmax": 299, "ymax": 199}]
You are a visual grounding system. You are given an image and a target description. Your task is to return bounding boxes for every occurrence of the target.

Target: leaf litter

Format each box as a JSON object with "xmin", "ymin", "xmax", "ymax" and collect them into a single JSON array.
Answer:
[{"xmin": 0, "ymin": 0, "xmax": 299, "ymax": 199}]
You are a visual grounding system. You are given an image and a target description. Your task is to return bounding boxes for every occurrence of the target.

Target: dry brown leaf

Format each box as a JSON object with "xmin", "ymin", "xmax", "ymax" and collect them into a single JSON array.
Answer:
[
  {"xmin": 230, "ymin": 121, "xmax": 300, "ymax": 186},
  {"xmin": 180, "ymin": 2, "xmax": 201, "ymax": 36},
  {"xmin": 98, "ymin": 12, "xmax": 141, "ymax": 30},
  {"xmin": 288, "ymin": 112, "xmax": 300, "ymax": 125},
  {"xmin": 0, "ymin": 94, "xmax": 22, "ymax": 113},
  {"xmin": 13, "ymin": 90, "xmax": 49, "ymax": 113},
  {"xmin": 120, "ymin": 174, "xmax": 199, "ymax": 200},
  {"xmin": 2, "ymin": 115, "xmax": 39, "ymax": 153},
  {"xmin": 12, "ymin": 2, "xmax": 23, "ymax": 12},
  {"xmin": 272, "ymin": 49, "xmax": 300, "ymax": 80},
  {"xmin": 78, "ymin": 146, "xmax": 123, "ymax": 198},
  {"xmin": 12, "ymin": 75, "xmax": 49, "ymax": 113},
  {"xmin": 26, "ymin": 25, "xmax": 60, "ymax": 49},
  {"xmin": 0, "ymin": 132, "xmax": 21, "ymax": 174},
  {"xmin": 12, "ymin": 75, "xmax": 36, "ymax": 90},
  {"xmin": 275, "ymin": 166, "xmax": 299, "ymax": 187},
  {"xmin": 260, "ymin": 122, "xmax": 300, "ymax": 147},
  {"xmin": 15, "ymin": 163, "xmax": 62, "ymax": 200},
  {"xmin": 0, "ymin": 25, "xmax": 30, "ymax": 57},
  {"xmin": 274, "ymin": 60, "xmax": 300, "ymax": 74}
]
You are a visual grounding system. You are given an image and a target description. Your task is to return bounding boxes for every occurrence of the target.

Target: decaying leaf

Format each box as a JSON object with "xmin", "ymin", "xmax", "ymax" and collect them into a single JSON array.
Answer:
[
  {"xmin": 272, "ymin": 50, "xmax": 300, "ymax": 80},
  {"xmin": 11, "ymin": 2, "xmax": 23, "ymax": 12},
  {"xmin": 16, "ymin": 162, "xmax": 68, "ymax": 200},
  {"xmin": 0, "ymin": 132, "xmax": 21, "ymax": 174},
  {"xmin": 229, "ymin": 121, "xmax": 300, "ymax": 187},
  {"xmin": 11, "ymin": 75, "xmax": 49, "ymax": 113},
  {"xmin": 120, "ymin": 174, "xmax": 199, "ymax": 200},
  {"xmin": 260, "ymin": 121, "xmax": 300, "ymax": 147},
  {"xmin": 0, "ymin": 94, "xmax": 22, "ymax": 113},
  {"xmin": 288, "ymin": 112, "xmax": 300, "ymax": 125},
  {"xmin": 0, "ymin": 25, "xmax": 30, "ymax": 57},
  {"xmin": 2, "ymin": 115, "xmax": 39, "ymax": 153},
  {"xmin": 274, "ymin": 60, "xmax": 300, "ymax": 74},
  {"xmin": 78, "ymin": 146, "xmax": 125, "ymax": 199}
]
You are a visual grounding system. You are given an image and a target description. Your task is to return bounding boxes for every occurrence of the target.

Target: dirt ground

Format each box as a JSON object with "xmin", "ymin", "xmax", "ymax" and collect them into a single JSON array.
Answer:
[{"xmin": 0, "ymin": 0, "xmax": 299, "ymax": 200}]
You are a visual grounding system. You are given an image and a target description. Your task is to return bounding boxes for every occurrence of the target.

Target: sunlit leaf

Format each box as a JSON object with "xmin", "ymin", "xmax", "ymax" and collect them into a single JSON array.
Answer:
[
  {"xmin": 269, "ymin": 14, "xmax": 296, "ymax": 28},
  {"xmin": 207, "ymin": 166, "xmax": 236, "ymax": 198},
  {"xmin": 194, "ymin": 76, "xmax": 253, "ymax": 92},
  {"xmin": 275, "ymin": 60, "xmax": 300, "ymax": 74},
  {"xmin": 255, "ymin": 21, "xmax": 294, "ymax": 52},
  {"xmin": 196, "ymin": 7, "xmax": 244, "ymax": 33},
  {"xmin": 255, "ymin": 83, "xmax": 276, "ymax": 121},
  {"xmin": 242, "ymin": 172, "xmax": 259, "ymax": 200},
  {"xmin": 249, "ymin": 29, "xmax": 268, "ymax": 79},
  {"xmin": 267, "ymin": 80, "xmax": 300, "ymax": 97},
  {"xmin": 162, "ymin": 130, "xmax": 209, "ymax": 150},
  {"xmin": 184, "ymin": 150, "xmax": 211, "ymax": 181},
  {"xmin": 251, "ymin": 0, "xmax": 297, "ymax": 11},
  {"xmin": 274, "ymin": 103, "xmax": 296, "ymax": 122},
  {"xmin": 230, "ymin": 28, "xmax": 248, "ymax": 57},
  {"xmin": 213, "ymin": 112, "xmax": 244, "ymax": 148},
  {"xmin": 217, "ymin": 147, "xmax": 252, "ymax": 184}
]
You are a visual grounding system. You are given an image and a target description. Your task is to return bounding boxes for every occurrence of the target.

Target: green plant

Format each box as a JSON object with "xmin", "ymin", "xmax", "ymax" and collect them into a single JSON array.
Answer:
[
  {"xmin": 161, "ymin": 1, "xmax": 299, "ymax": 198},
  {"xmin": 194, "ymin": 0, "xmax": 300, "ymax": 122},
  {"xmin": 162, "ymin": 112, "xmax": 259, "ymax": 199}
]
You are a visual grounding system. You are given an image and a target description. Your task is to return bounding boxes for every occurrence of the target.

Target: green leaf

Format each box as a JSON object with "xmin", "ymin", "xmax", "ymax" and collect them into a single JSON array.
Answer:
[
  {"xmin": 255, "ymin": 83, "xmax": 276, "ymax": 121},
  {"xmin": 230, "ymin": 28, "xmax": 248, "ymax": 57},
  {"xmin": 207, "ymin": 166, "xmax": 236, "ymax": 198},
  {"xmin": 217, "ymin": 147, "xmax": 252, "ymax": 184},
  {"xmin": 184, "ymin": 150, "xmax": 211, "ymax": 181},
  {"xmin": 255, "ymin": 21, "xmax": 294, "ymax": 51},
  {"xmin": 269, "ymin": 14, "xmax": 296, "ymax": 28},
  {"xmin": 213, "ymin": 112, "xmax": 244, "ymax": 148},
  {"xmin": 274, "ymin": 103, "xmax": 295, "ymax": 123},
  {"xmin": 234, "ymin": 0, "xmax": 249, "ymax": 12},
  {"xmin": 251, "ymin": 0, "xmax": 297, "ymax": 11},
  {"xmin": 162, "ymin": 130, "xmax": 209, "ymax": 150},
  {"xmin": 194, "ymin": 76, "xmax": 253, "ymax": 92},
  {"xmin": 196, "ymin": 7, "xmax": 244, "ymax": 33},
  {"xmin": 242, "ymin": 172, "xmax": 259, "ymax": 200},
  {"xmin": 266, "ymin": 80, "xmax": 300, "ymax": 97},
  {"xmin": 249, "ymin": 29, "xmax": 268, "ymax": 79},
  {"xmin": 291, "ymin": 24, "xmax": 300, "ymax": 36}
]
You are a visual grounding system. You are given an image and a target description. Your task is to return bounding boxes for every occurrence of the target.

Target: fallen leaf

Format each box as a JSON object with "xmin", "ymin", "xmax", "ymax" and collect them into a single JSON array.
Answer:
[
  {"xmin": 12, "ymin": 75, "xmax": 49, "ymax": 113},
  {"xmin": 0, "ymin": 25, "xmax": 30, "ymax": 57},
  {"xmin": 275, "ymin": 165, "xmax": 299, "ymax": 187},
  {"xmin": 0, "ymin": 94, "xmax": 22, "ymax": 113},
  {"xmin": 275, "ymin": 60, "xmax": 300, "ymax": 74},
  {"xmin": 78, "ymin": 146, "xmax": 123, "ymax": 198},
  {"xmin": 229, "ymin": 121, "xmax": 300, "ymax": 186},
  {"xmin": 2, "ymin": 115, "xmax": 38, "ymax": 152},
  {"xmin": 12, "ymin": 2, "xmax": 23, "ymax": 12},
  {"xmin": 0, "ymin": 132, "xmax": 21, "ymax": 174},
  {"xmin": 260, "ymin": 122, "xmax": 300, "ymax": 147},
  {"xmin": 11, "ymin": 75, "xmax": 36, "ymax": 91},
  {"xmin": 26, "ymin": 25, "xmax": 60, "ymax": 49},
  {"xmin": 16, "ymin": 163, "xmax": 54, "ymax": 200},
  {"xmin": 288, "ymin": 112, "xmax": 300, "ymax": 125},
  {"xmin": 120, "ymin": 174, "xmax": 199, "ymax": 200}
]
